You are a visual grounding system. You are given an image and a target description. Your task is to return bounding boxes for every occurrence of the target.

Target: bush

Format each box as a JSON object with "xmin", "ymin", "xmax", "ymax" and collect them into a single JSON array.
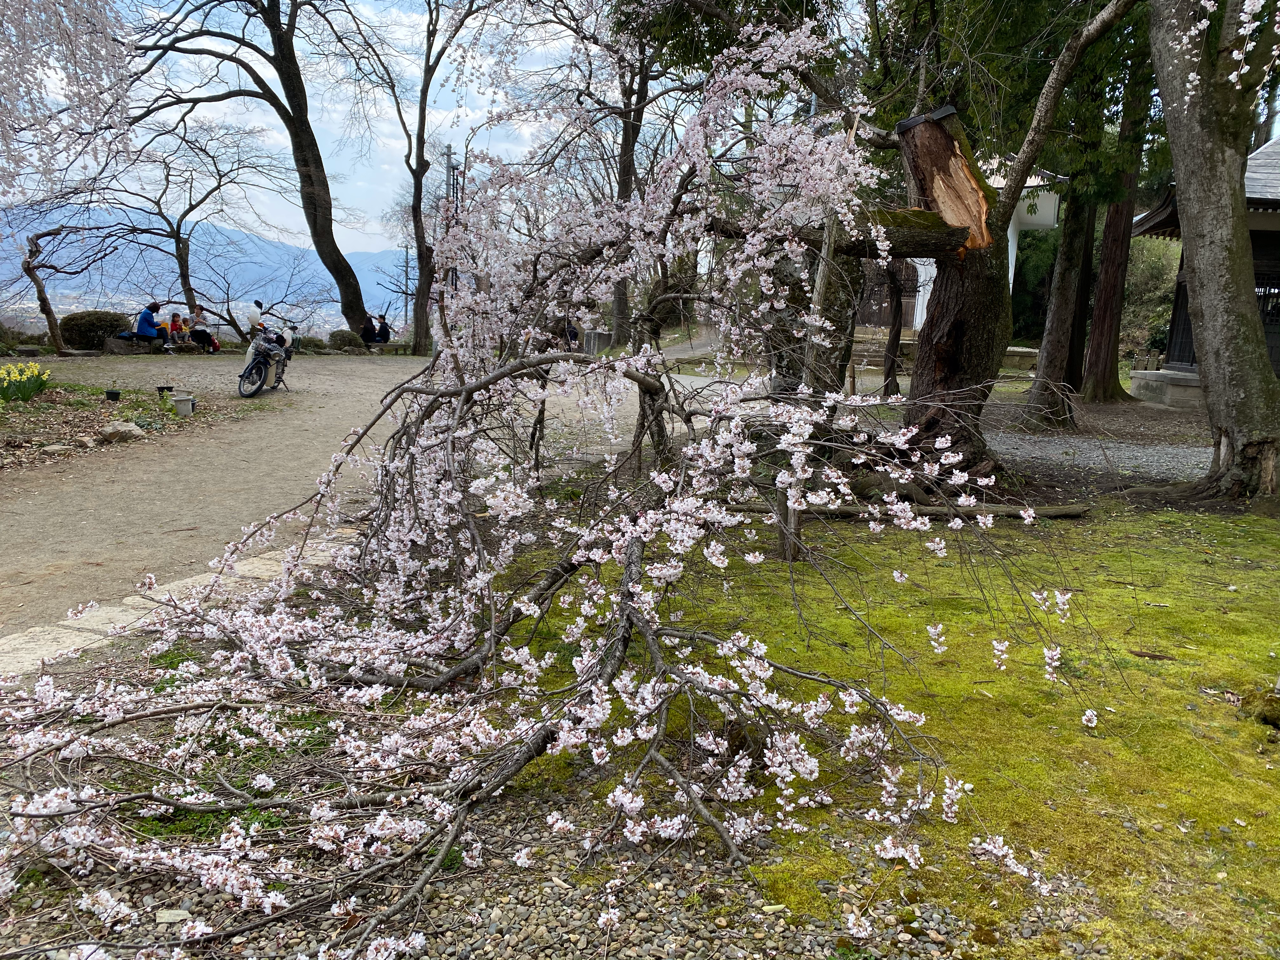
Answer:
[
  {"xmin": 328, "ymin": 329, "xmax": 366, "ymax": 351},
  {"xmin": 294, "ymin": 335, "xmax": 327, "ymax": 353},
  {"xmin": 61, "ymin": 310, "xmax": 131, "ymax": 350},
  {"xmin": 0, "ymin": 322, "xmax": 48, "ymax": 347}
]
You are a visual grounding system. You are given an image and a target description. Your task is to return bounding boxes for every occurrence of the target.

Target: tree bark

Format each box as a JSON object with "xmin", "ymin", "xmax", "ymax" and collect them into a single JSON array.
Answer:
[
  {"xmin": 1023, "ymin": 198, "xmax": 1089, "ymax": 427},
  {"xmin": 261, "ymin": 8, "xmax": 368, "ymax": 335},
  {"xmin": 804, "ymin": 214, "xmax": 839, "ymax": 389},
  {"xmin": 1082, "ymin": 195, "xmax": 1137, "ymax": 402},
  {"xmin": 175, "ymin": 233, "xmax": 197, "ymax": 315},
  {"xmin": 1082, "ymin": 50, "xmax": 1151, "ymax": 403},
  {"xmin": 611, "ymin": 54, "xmax": 651, "ymax": 349},
  {"xmin": 409, "ymin": 141, "xmax": 435, "ymax": 358},
  {"xmin": 899, "ymin": 110, "xmax": 1010, "ymax": 460},
  {"xmin": 1065, "ymin": 203, "xmax": 1097, "ymax": 392},
  {"xmin": 882, "ymin": 261, "xmax": 904, "ymax": 397},
  {"xmin": 22, "ymin": 230, "xmax": 72, "ymax": 354},
  {"xmin": 1253, "ymin": 67, "xmax": 1280, "ymax": 152},
  {"xmin": 22, "ymin": 247, "xmax": 66, "ymax": 354},
  {"xmin": 1148, "ymin": 0, "xmax": 1280, "ymax": 497}
]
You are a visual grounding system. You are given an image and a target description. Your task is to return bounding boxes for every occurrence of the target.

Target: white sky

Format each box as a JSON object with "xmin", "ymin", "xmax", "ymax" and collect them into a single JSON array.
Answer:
[{"xmin": 248, "ymin": 97, "xmax": 535, "ymax": 253}]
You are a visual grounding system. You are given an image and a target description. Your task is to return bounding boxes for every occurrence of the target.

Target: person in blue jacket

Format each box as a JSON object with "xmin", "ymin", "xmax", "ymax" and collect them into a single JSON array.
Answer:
[{"xmin": 134, "ymin": 302, "xmax": 172, "ymax": 350}]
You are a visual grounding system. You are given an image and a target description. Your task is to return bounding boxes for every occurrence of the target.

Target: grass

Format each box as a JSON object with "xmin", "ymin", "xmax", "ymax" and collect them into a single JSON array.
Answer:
[
  {"xmin": 755, "ymin": 508, "xmax": 1279, "ymax": 958},
  {"xmin": 546, "ymin": 505, "xmax": 1280, "ymax": 959}
]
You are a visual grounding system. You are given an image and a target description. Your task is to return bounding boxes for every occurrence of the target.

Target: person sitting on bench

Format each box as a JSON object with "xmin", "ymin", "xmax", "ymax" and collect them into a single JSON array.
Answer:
[
  {"xmin": 169, "ymin": 311, "xmax": 191, "ymax": 343},
  {"xmin": 134, "ymin": 302, "xmax": 173, "ymax": 351},
  {"xmin": 375, "ymin": 315, "xmax": 392, "ymax": 343},
  {"xmin": 189, "ymin": 304, "xmax": 215, "ymax": 353}
]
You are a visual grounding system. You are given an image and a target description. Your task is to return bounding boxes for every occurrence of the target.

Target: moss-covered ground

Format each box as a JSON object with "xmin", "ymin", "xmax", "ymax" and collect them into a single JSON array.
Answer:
[
  {"xmin": 740, "ymin": 505, "xmax": 1280, "ymax": 958},
  {"xmin": 520, "ymin": 503, "xmax": 1280, "ymax": 958}
]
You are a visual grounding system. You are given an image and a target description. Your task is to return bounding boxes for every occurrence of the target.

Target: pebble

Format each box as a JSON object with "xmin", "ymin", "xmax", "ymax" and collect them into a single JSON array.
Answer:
[{"xmin": 0, "ymin": 807, "xmax": 1121, "ymax": 960}]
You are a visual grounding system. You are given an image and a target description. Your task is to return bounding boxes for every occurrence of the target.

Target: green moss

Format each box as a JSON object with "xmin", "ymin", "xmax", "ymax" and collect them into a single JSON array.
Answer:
[
  {"xmin": 866, "ymin": 208, "xmax": 956, "ymax": 232},
  {"xmin": 677, "ymin": 509, "xmax": 1280, "ymax": 958}
]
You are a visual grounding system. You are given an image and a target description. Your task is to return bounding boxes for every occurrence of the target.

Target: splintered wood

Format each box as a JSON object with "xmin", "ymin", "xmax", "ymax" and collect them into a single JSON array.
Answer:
[{"xmin": 898, "ymin": 117, "xmax": 994, "ymax": 251}]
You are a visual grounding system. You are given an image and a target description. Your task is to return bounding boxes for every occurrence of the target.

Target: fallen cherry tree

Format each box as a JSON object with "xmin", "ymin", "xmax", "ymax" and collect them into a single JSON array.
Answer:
[
  {"xmin": 0, "ymin": 346, "xmax": 1079, "ymax": 958},
  {"xmin": 0, "ymin": 21, "xmax": 1083, "ymax": 960}
]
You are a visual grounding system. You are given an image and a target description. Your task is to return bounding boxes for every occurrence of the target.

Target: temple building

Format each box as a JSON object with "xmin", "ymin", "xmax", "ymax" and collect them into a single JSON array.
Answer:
[{"xmin": 1130, "ymin": 136, "xmax": 1280, "ymax": 407}]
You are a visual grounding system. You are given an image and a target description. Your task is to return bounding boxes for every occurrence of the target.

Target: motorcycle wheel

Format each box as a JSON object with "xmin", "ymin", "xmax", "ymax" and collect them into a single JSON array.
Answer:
[{"xmin": 238, "ymin": 360, "xmax": 268, "ymax": 398}]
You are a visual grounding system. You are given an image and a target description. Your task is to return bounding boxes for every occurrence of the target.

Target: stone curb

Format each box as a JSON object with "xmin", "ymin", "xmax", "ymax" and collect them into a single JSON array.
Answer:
[{"xmin": 0, "ymin": 527, "xmax": 359, "ymax": 675}]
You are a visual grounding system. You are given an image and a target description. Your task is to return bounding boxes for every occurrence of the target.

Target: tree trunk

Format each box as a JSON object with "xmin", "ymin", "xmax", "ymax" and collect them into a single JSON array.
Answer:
[
  {"xmin": 1082, "ymin": 51, "xmax": 1150, "ymax": 403},
  {"xmin": 22, "ymin": 263, "xmax": 65, "ymax": 354},
  {"xmin": 412, "ymin": 270, "xmax": 433, "ymax": 356},
  {"xmin": 907, "ymin": 246, "xmax": 1010, "ymax": 461},
  {"xmin": 611, "ymin": 59, "xmax": 649, "ymax": 350},
  {"xmin": 1148, "ymin": 0, "xmax": 1280, "ymax": 497},
  {"xmin": 175, "ymin": 233, "xmax": 197, "ymax": 315},
  {"xmin": 803, "ymin": 214, "xmax": 839, "ymax": 389},
  {"xmin": 1024, "ymin": 198, "xmax": 1088, "ymax": 427},
  {"xmin": 899, "ymin": 110, "xmax": 1010, "ymax": 461},
  {"xmin": 882, "ymin": 262, "xmax": 904, "ymax": 397},
  {"xmin": 1253, "ymin": 67, "xmax": 1280, "ymax": 152},
  {"xmin": 409, "ymin": 157, "xmax": 435, "ymax": 357},
  {"xmin": 806, "ymin": 218, "xmax": 863, "ymax": 393},
  {"xmin": 1082, "ymin": 195, "xmax": 1137, "ymax": 401},
  {"xmin": 22, "ymin": 232, "xmax": 67, "ymax": 354},
  {"xmin": 1065, "ymin": 203, "xmax": 1097, "ymax": 392},
  {"xmin": 265, "ymin": 13, "xmax": 367, "ymax": 335}
]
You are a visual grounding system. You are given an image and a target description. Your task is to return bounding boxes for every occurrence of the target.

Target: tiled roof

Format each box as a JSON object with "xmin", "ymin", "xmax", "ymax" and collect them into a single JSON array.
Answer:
[{"xmin": 1246, "ymin": 136, "xmax": 1280, "ymax": 202}]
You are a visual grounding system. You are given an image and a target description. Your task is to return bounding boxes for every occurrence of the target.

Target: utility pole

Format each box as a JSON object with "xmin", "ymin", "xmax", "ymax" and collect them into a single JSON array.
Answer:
[{"xmin": 444, "ymin": 144, "xmax": 460, "ymax": 292}]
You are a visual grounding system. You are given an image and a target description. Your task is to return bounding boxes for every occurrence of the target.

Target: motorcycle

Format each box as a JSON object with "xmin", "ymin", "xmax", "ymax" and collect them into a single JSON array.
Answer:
[{"xmin": 238, "ymin": 320, "xmax": 298, "ymax": 398}]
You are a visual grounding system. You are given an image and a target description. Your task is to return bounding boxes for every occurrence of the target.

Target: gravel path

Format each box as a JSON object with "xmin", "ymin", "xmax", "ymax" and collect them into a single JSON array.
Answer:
[
  {"xmin": 1, "ymin": 354, "xmax": 1216, "ymax": 642},
  {"xmin": 0, "ymin": 794, "xmax": 1110, "ymax": 960},
  {"xmin": 987, "ymin": 429, "xmax": 1214, "ymax": 482},
  {"xmin": 0, "ymin": 353, "xmax": 424, "ymax": 639}
]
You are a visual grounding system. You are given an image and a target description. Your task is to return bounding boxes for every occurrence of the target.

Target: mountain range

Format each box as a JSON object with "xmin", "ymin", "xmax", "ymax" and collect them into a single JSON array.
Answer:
[{"xmin": 2, "ymin": 210, "xmax": 412, "ymax": 333}]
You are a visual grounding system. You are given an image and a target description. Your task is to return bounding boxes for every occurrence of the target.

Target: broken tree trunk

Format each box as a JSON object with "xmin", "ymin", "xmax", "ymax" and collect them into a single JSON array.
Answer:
[{"xmin": 897, "ymin": 107, "xmax": 1010, "ymax": 463}]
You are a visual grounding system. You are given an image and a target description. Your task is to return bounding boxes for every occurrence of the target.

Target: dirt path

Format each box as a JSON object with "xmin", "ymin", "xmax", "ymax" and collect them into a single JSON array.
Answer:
[{"xmin": 0, "ymin": 353, "xmax": 424, "ymax": 639}]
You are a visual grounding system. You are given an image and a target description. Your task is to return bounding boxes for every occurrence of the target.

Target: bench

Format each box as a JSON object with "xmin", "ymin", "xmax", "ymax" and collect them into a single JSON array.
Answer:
[
  {"xmin": 104, "ymin": 337, "xmax": 165, "ymax": 356},
  {"xmin": 103, "ymin": 337, "xmax": 204, "ymax": 356}
]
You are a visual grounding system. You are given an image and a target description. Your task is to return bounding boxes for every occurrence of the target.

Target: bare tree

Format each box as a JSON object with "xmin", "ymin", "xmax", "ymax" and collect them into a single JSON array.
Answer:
[
  {"xmin": 350, "ymin": 0, "xmax": 493, "ymax": 355},
  {"xmin": 131, "ymin": 0, "xmax": 387, "ymax": 333},
  {"xmin": 15, "ymin": 226, "xmax": 119, "ymax": 354},
  {"xmin": 80, "ymin": 120, "xmax": 300, "ymax": 331}
]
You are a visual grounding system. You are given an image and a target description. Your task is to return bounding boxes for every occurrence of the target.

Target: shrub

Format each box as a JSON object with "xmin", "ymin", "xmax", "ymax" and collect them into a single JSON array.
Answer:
[
  {"xmin": 61, "ymin": 310, "xmax": 131, "ymax": 350},
  {"xmin": 0, "ymin": 362, "xmax": 51, "ymax": 401},
  {"xmin": 294, "ymin": 335, "xmax": 327, "ymax": 353},
  {"xmin": 328, "ymin": 329, "xmax": 366, "ymax": 351},
  {"xmin": 0, "ymin": 322, "xmax": 48, "ymax": 347}
]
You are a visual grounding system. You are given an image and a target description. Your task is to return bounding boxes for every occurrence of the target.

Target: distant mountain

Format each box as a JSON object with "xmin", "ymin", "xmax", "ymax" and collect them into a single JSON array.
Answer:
[{"xmin": 2, "ymin": 208, "xmax": 410, "ymax": 333}]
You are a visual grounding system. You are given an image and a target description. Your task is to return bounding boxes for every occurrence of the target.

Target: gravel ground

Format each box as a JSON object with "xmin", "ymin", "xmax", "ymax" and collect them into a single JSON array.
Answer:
[
  {"xmin": 986, "ymin": 430, "xmax": 1214, "ymax": 482},
  {"xmin": 0, "ymin": 806, "xmax": 1109, "ymax": 960},
  {"xmin": 0, "ymin": 353, "xmax": 423, "ymax": 639}
]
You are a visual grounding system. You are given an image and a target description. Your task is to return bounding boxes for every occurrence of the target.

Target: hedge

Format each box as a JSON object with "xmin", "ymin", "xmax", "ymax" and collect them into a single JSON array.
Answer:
[{"xmin": 61, "ymin": 310, "xmax": 131, "ymax": 350}]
